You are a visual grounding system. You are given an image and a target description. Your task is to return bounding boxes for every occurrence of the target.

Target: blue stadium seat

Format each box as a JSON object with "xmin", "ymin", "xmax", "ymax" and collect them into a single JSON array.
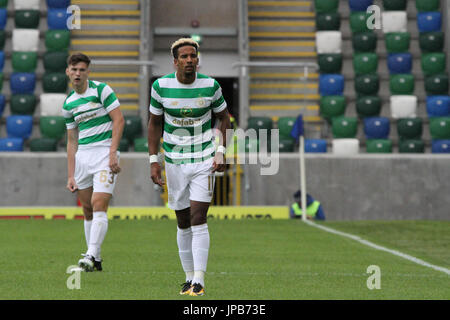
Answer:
[
  {"xmin": 364, "ymin": 117, "xmax": 390, "ymax": 139},
  {"xmin": 6, "ymin": 115, "xmax": 33, "ymax": 139},
  {"xmin": 431, "ymin": 140, "xmax": 450, "ymax": 153},
  {"xmin": 319, "ymin": 74, "xmax": 344, "ymax": 96},
  {"xmin": 47, "ymin": 8, "xmax": 70, "ymax": 30},
  {"xmin": 0, "ymin": 8, "xmax": 6, "ymax": 29},
  {"xmin": 0, "ymin": 94, "xmax": 5, "ymax": 117},
  {"xmin": 387, "ymin": 53, "xmax": 412, "ymax": 74},
  {"xmin": 46, "ymin": 0, "xmax": 71, "ymax": 8},
  {"xmin": 426, "ymin": 96, "xmax": 450, "ymax": 117},
  {"xmin": 417, "ymin": 12, "xmax": 441, "ymax": 32},
  {"xmin": 349, "ymin": 0, "xmax": 373, "ymax": 11},
  {"xmin": 305, "ymin": 139, "xmax": 327, "ymax": 153},
  {"xmin": 0, "ymin": 50, "xmax": 4, "ymax": 71},
  {"xmin": 0, "ymin": 138, "xmax": 24, "ymax": 152},
  {"xmin": 10, "ymin": 73, "xmax": 36, "ymax": 94}
]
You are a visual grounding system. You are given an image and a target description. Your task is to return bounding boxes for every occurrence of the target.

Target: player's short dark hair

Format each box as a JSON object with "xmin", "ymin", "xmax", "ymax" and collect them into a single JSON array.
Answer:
[
  {"xmin": 67, "ymin": 52, "xmax": 91, "ymax": 67},
  {"xmin": 171, "ymin": 38, "xmax": 199, "ymax": 59}
]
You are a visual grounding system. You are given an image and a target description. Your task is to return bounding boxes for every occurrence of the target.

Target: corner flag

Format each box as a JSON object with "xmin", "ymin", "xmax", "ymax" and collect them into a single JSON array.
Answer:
[{"xmin": 290, "ymin": 114, "xmax": 304, "ymax": 143}]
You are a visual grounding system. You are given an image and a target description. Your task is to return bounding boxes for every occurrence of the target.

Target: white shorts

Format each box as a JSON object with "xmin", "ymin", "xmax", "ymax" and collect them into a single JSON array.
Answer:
[
  {"xmin": 74, "ymin": 147, "xmax": 119, "ymax": 194},
  {"xmin": 165, "ymin": 158, "xmax": 215, "ymax": 210}
]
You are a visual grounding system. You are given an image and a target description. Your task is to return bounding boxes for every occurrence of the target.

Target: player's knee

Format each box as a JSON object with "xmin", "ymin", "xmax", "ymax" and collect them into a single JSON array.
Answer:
[
  {"xmin": 176, "ymin": 208, "xmax": 191, "ymax": 228},
  {"xmin": 191, "ymin": 213, "xmax": 207, "ymax": 226},
  {"xmin": 91, "ymin": 198, "xmax": 108, "ymax": 212}
]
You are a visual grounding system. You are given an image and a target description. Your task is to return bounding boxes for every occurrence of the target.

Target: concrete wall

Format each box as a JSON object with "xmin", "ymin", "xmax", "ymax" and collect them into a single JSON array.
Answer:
[{"xmin": 1, "ymin": 153, "xmax": 449, "ymax": 220}]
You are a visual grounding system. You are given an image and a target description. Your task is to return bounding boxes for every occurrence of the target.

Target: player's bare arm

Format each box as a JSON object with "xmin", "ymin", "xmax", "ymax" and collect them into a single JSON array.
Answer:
[
  {"xmin": 148, "ymin": 112, "xmax": 165, "ymax": 186},
  {"xmin": 66, "ymin": 128, "xmax": 79, "ymax": 192},
  {"xmin": 212, "ymin": 109, "xmax": 231, "ymax": 173},
  {"xmin": 108, "ymin": 107, "xmax": 125, "ymax": 174}
]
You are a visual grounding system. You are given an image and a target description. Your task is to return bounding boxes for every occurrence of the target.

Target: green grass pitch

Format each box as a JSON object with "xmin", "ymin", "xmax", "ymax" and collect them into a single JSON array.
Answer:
[{"xmin": 0, "ymin": 219, "xmax": 448, "ymax": 300}]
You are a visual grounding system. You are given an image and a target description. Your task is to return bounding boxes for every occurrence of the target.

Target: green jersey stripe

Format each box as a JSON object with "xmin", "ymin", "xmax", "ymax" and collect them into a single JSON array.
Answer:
[
  {"xmin": 78, "ymin": 114, "xmax": 112, "ymax": 131},
  {"xmin": 103, "ymin": 92, "xmax": 118, "ymax": 109},
  {"xmin": 165, "ymin": 106, "xmax": 210, "ymax": 118},
  {"xmin": 163, "ymin": 140, "xmax": 213, "ymax": 153},
  {"xmin": 64, "ymin": 96, "xmax": 101, "ymax": 110},
  {"xmin": 164, "ymin": 152, "xmax": 214, "ymax": 164},
  {"xmin": 78, "ymin": 130, "xmax": 112, "ymax": 145},
  {"xmin": 158, "ymin": 87, "xmax": 216, "ymax": 99}
]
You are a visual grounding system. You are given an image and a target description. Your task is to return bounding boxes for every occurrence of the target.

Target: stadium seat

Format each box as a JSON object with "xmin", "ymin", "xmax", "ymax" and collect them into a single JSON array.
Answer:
[
  {"xmin": 318, "ymin": 54, "xmax": 342, "ymax": 74},
  {"xmin": 43, "ymin": 51, "xmax": 69, "ymax": 72},
  {"xmin": 429, "ymin": 117, "xmax": 450, "ymax": 139},
  {"xmin": 366, "ymin": 139, "xmax": 392, "ymax": 153},
  {"xmin": 133, "ymin": 138, "xmax": 148, "ymax": 152},
  {"xmin": 385, "ymin": 32, "xmax": 410, "ymax": 53},
  {"xmin": 316, "ymin": 12, "xmax": 341, "ymax": 31},
  {"xmin": 426, "ymin": 96, "xmax": 450, "ymax": 117},
  {"xmin": 243, "ymin": 138, "xmax": 259, "ymax": 153},
  {"xmin": 349, "ymin": 0, "xmax": 373, "ymax": 11},
  {"xmin": 332, "ymin": 138, "xmax": 359, "ymax": 155},
  {"xmin": 40, "ymin": 116, "xmax": 66, "ymax": 140},
  {"xmin": 305, "ymin": 139, "xmax": 327, "ymax": 153},
  {"xmin": 356, "ymin": 96, "xmax": 382, "ymax": 118},
  {"xmin": 247, "ymin": 116, "xmax": 273, "ymax": 137},
  {"xmin": 387, "ymin": 53, "xmax": 412, "ymax": 74},
  {"xmin": 279, "ymin": 139, "xmax": 295, "ymax": 152},
  {"xmin": 277, "ymin": 116, "xmax": 296, "ymax": 139},
  {"xmin": 40, "ymin": 93, "xmax": 66, "ymax": 116},
  {"xmin": 390, "ymin": 95, "xmax": 417, "ymax": 118},
  {"xmin": 14, "ymin": 10, "xmax": 40, "ymax": 28},
  {"xmin": 123, "ymin": 115, "xmax": 143, "ymax": 143},
  {"xmin": 14, "ymin": 0, "xmax": 39, "ymax": 9},
  {"xmin": 314, "ymin": 0, "xmax": 339, "ymax": 13},
  {"xmin": 12, "ymin": 29, "xmax": 39, "ymax": 52},
  {"xmin": 10, "ymin": 72, "xmax": 36, "ymax": 94},
  {"xmin": 12, "ymin": 52, "xmax": 38, "ymax": 72},
  {"xmin": 417, "ymin": 12, "xmax": 441, "ymax": 33},
  {"xmin": 0, "ymin": 0, "xmax": 5, "ymax": 7},
  {"xmin": 416, "ymin": 0, "xmax": 440, "ymax": 12},
  {"xmin": 10, "ymin": 94, "xmax": 36, "ymax": 115},
  {"xmin": 0, "ymin": 50, "xmax": 4, "ymax": 71},
  {"xmin": 47, "ymin": 9, "xmax": 70, "ymax": 30},
  {"xmin": 6, "ymin": 115, "xmax": 33, "ymax": 139},
  {"xmin": 0, "ymin": 30, "xmax": 6, "ymax": 49},
  {"xmin": 382, "ymin": 0, "xmax": 407, "ymax": 10},
  {"xmin": 353, "ymin": 53, "xmax": 378, "ymax": 75},
  {"xmin": 364, "ymin": 117, "xmax": 390, "ymax": 139},
  {"xmin": 29, "ymin": 137, "xmax": 58, "ymax": 152},
  {"xmin": 42, "ymin": 72, "xmax": 68, "ymax": 93},
  {"xmin": 0, "ymin": 137, "xmax": 24, "ymax": 152},
  {"xmin": 0, "ymin": 72, "xmax": 3, "ymax": 90},
  {"xmin": 352, "ymin": 32, "xmax": 377, "ymax": 53},
  {"xmin": 320, "ymin": 95, "xmax": 346, "ymax": 121},
  {"xmin": 0, "ymin": 8, "xmax": 6, "ymax": 29},
  {"xmin": 119, "ymin": 138, "xmax": 129, "ymax": 152},
  {"xmin": 431, "ymin": 140, "xmax": 450, "ymax": 153},
  {"xmin": 397, "ymin": 118, "xmax": 423, "ymax": 140},
  {"xmin": 319, "ymin": 74, "xmax": 344, "ymax": 96},
  {"xmin": 398, "ymin": 139, "xmax": 425, "ymax": 153},
  {"xmin": 419, "ymin": 32, "xmax": 444, "ymax": 53},
  {"xmin": 349, "ymin": 12, "xmax": 372, "ymax": 34},
  {"xmin": 425, "ymin": 74, "xmax": 449, "ymax": 95},
  {"xmin": 382, "ymin": 11, "xmax": 407, "ymax": 33},
  {"xmin": 315, "ymin": 31, "xmax": 342, "ymax": 54},
  {"xmin": 45, "ymin": 30, "xmax": 70, "ymax": 51},
  {"xmin": 0, "ymin": 94, "xmax": 4, "ymax": 117},
  {"xmin": 46, "ymin": 0, "xmax": 71, "ymax": 8},
  {"xmin": 332, "ymin": 116, "xmax": 358, "ymax": 138},
  {"xmin": 354, "ymin": 74, "xmax": 379, "ymax": 96},
  {"xmin": 389, "ymin": 74, "xmax": 415, "ymax": 95},
  {"xmin": 421, "ymin": 53, "xmax": 446, "ymax": 76}
]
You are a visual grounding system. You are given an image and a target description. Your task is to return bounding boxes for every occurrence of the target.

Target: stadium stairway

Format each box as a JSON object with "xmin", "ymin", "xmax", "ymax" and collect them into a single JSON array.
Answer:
[
  {"xmin": 70, "ymin": 0, "xmax": 141, "ymax": 115},
  {"xmin": 247, "ymin": 0, "xmax": 322, "ymax": 137}
]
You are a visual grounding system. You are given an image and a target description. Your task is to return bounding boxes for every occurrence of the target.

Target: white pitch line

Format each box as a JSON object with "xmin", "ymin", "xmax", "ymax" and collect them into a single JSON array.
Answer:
[{"xmin": 304, "ymin": 220, "xmax": 450, "ymax": 276}]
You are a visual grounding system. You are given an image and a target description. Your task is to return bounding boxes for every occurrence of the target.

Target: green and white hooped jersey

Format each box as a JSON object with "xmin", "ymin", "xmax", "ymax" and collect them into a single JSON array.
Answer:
[
  {"xmin": 62, "ymin": 80, "xmax": 120, "ymax": 149},
  {"xmin": 150, "ymin": 72, "xmax": 227, "ymax": 164}
]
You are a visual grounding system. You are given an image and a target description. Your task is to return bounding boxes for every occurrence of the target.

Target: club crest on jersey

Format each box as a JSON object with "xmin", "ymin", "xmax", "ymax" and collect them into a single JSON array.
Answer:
[
  {"xmin": 196, "ymin": 98, "xmax": 206, "ymax": 107},
  {"xmin": 181, "ymin": 107, "xmax": 193, "ymax": 117}
]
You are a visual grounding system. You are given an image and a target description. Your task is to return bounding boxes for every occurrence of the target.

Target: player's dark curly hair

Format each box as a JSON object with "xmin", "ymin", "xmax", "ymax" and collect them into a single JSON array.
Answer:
[{"xmin": 67, "ymin": 52, "xmax": 91, "ymax": 67}]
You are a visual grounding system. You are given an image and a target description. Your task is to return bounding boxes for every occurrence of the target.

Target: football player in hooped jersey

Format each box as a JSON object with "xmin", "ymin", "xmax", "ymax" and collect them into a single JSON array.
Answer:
[
  {"xmin": 148, "ymin": 38, "xmax": 231, "ymax": 296},
  {"xmin": 63, "ymin": 53, "xmax": 124, "ymax": 272}
]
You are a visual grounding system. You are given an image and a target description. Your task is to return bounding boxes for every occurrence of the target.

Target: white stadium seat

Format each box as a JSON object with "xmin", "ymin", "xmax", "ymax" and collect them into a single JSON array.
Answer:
[
  {"xmin": 14, "ymin": 0, "xmax": 40, "ymax": 10},
  {"xmin": 332, "ymin": 138, "xmax": 359, "ymax": 155},
  {"xmin": 316, "ymin": 31, "xmax": 342, "ymax": 54},
  {"xmin": 40, "ymin": 94, "xmax": 67, "ymax": 116},
  {"xmin": 390, "ymin": 95, "xmax": 418, "ymax": 119},
  {"xmin": 382, "ymin": 11, "xmax": 407, "ymax": 33},
  {"xmin": 12, "ymin": 29, "xmax": 40, "ymax": 52}
]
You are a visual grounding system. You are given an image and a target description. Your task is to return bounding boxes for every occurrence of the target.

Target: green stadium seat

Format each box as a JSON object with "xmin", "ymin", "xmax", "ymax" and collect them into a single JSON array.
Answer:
[
  {"xmin": 398, "ymin": 139, "xmax": 425, "ymax": 153},
  {"xmin": 133, "ymin": 137, "xmax": 148, "ymax": 152},
  {"xmin": 355, "ymin": 74, "xmax": 380, "ymax": 96},
  {"xmin": 247, "ymin": 116, "xmax": 273, "ymax": 137},
  {"xmin": 43, "ymin": 51, "xmax": 69, "ymax": 72},
  {"xmin": 419, "ymin": 32, "xmax": 444, "ymax": 53},
  {"xmin": 316, "ymin": 12, "xmax": 341, "ymax": 31},
  {"xmin": 277, "ymin": 116, "xmax": 296, "ymax": 139},
  {"xmin": 332, "ymin": 116, "xmax": 358, "ymax": 138},
  {"xmin": 397, "ymin": 118, "xmax": 423, "ymax": 140},
  {"xmin": 29, "ymin": 138, "xmax": 58, "ymax": 152},
  {"xmin": 318, "ymin": 54, "xmax": 342, "ymax": 73},
  {"xmin": 421, "ymin": 53, "xmax": 446, "ymax": 76},
  {"xmin": 0, "ymin": 0, "xmax": 7, "ymax": 7},
  {"xmin": 425, "ymin": 74, "xmax": 449, "ymax": 95},
  {"xmin": 383, "ymin": 0, "xmax": 407, "ymax": 10},
  {"xmin": 350, "ymin": 12, "xmax": 372, "ymax": 33},
  {"xmin": 244, "ymin": 138, "xmax": 259, "ymax": 153},
  {"xmin": 416, "ymin": 0, "xmax": 440, "ymax": 12},
  {"xmin": 10, "ymin": 94, "xmax": 36, "ymax": 115},
  {"xmin": 40, "ymin": 116, "xmax": 66, "ymax": 140},
  {"xmin": 389, "ymin": 74, "xmax": 415, "ymax": 95},
  {"xmin": 12, "ymin": 51, "xmax": 38, "ymax": 72},
  {"xmin": 314, "ymin": 0, "xmax": 339, "ymax": 13},
  {"xmin": 119, "ymin": 138, "xmax": 129, "ymax": 152},
  {"xmin": 0, "ymin": 30, "xmax": 5, "ymax": 50},
  {"xmin": 353, "ymin": 53, "xmax": 378, "ymax": 75},
  {"xmin": 385, "ymin": 32, "xmax": 410, "ymax": 53},
  {"xmin": 352, "ymin": 32, "xmax": 377, "ymax": 53},
  {"xmin": 14, "ymin": 10, "xmax": 40, "ymax": 29},
  {"xmin": 45, "ymin": 30, "xmax": 70, "ymax": 51},
  {"xmin": 366, "ymin": 139, "xmax": 392, "ymax": 153},
  {"xmin": 356, "ymin": 96, "xmax": 382, "ymax": 118},
  {"xmin": 42, "ymin": 72, "xmax": 68, "ymax": 93},
  {"xmin": 278, "ymin": 139, "xmax": 295, "ymax": 152},
  {"xmin": 123, "ymin": 115, "xmax": 143, "ymax": 143},
  {"xmin": 429, "ymin": 117, "xmax": 450, "ymax": 139},
  {"xmin": 320, "ymin": 95, "xmax": 346, "ymax": 122}
]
